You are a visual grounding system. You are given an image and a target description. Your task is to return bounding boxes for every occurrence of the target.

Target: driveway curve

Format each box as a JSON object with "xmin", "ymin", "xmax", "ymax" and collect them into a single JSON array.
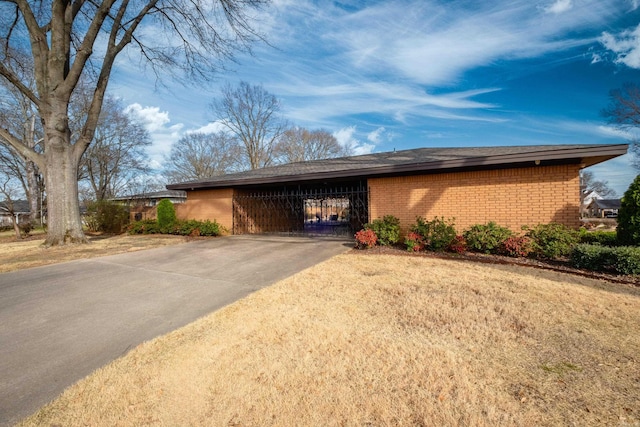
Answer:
[{"xmin": 0, "ymin": 235, "xmax": 351, "ymax": 426}]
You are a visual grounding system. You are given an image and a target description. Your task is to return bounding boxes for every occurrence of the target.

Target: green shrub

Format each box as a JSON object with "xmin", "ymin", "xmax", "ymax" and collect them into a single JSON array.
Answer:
[
  {"xmin": 128, "ymin": 219, "xmax": 160, "ymax": 234},
  {"xmin": 364, "ymin": 215, "xmax": 401, "ymax": 246},
  {"xmin": 570, "ymin": 244, "xmax": 615, "ymax": 272},
  {"xmin": 524, "ymin": 223, "xmax": 579, "ymax": 259},
  {"xmin": 85, "ymin": 200, "xmax": 129, "ymax": 234},
  {"xmin": 578, "ymin": 229, "xmax": 618, "ymax": 246},
  {"xmin": 571, "ymin": 244, "xmax": 640, "ymax": 275},
  {"xmin": 612, "ymin": 246, "xmax": 640, "ymax": 275},
  {"xmin": 174, "ymin": 219, "xmax": 223, "ymax": 236},
  {"xmin": 410, "ymin": 216, "xmax": 457, "ymax": 252},
  {"xmin": 194, "ymin": 219, "xmax": 223, "ymax": 236},
  {"xmin": 355, "ymin": 228, "xmax": 378, "ymax": 249},
  {"xmin": 463, "ymin": 222, "xmax": 513, "ymax": 254},
  {"xmin": 157, "ymin": 199, "xmax": 177, "ymax": 233},
  {"xmin": 617, "ymin": 175, "xmax": 640, "ymax": 246}
]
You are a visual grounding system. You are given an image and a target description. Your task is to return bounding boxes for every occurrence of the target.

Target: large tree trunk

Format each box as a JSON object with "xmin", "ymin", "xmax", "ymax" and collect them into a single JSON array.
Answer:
[{"xmin": 42, "ymin": 120, "xmax": 87, "ymax": 246}]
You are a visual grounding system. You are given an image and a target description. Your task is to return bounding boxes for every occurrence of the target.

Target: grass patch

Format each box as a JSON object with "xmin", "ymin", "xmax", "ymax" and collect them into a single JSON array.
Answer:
[
  {"xmin": 0, "ymin": 233, "xmax": 189, "ymax": 273},
  {"xmin": 18, "ymin": 254, "xmax": 640, "ymax": 426}
]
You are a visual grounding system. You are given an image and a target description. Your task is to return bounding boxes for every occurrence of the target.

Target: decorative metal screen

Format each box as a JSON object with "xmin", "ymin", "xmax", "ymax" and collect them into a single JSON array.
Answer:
[{"xmin": 232, "ymin": 182, "xmax": 368, "ymax": 236}]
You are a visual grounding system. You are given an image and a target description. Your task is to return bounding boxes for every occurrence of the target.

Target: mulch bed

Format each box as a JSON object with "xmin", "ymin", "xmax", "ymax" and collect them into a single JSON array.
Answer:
[{"xmin": 350, "ymin": 245, "xmax": 640, "ymax": 287}]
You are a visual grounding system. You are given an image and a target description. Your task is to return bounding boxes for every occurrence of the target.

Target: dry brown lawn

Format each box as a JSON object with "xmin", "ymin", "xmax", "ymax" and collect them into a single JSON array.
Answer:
[
  {"xmin": 0, "ymin": 232, "xmax": 189, "ymax": 273},
  {"xmin": 18, "ymin": 253, "xmax": 640, "ymax": 426}
]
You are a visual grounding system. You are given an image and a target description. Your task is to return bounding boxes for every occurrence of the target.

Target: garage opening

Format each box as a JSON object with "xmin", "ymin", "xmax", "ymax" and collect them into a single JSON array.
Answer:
[{"xmin": 232, "ymin": 181, "xmax": 368, "ymax": 236}]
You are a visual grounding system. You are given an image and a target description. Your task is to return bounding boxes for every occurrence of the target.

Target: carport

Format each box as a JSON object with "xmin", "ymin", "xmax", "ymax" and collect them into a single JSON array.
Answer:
[{"xmin": 232, "ymin": 180, "xmax": 368, "ymax": 236}]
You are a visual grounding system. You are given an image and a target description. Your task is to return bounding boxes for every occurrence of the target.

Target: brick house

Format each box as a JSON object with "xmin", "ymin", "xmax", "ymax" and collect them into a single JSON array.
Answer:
[
  {"xmin": 586, "ymin": 198, "xmax": 621, "ymax": 218},
  {"xmin": 166, "ymin": 144, "xmax": 628, "ymax": 235},
  {"xmin": 111, "ymin": 190, "xmax": 186, "ymax": 222}
]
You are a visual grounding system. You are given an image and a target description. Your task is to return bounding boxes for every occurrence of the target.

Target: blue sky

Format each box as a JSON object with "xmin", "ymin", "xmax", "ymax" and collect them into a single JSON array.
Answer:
[{"xmin": 110, "ymin": 0, "xmax": 640, "ymax": 195}]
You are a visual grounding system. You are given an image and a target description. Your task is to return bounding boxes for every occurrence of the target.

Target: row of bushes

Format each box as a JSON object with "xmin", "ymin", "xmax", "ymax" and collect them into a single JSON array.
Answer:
[
  {"xmin": 571, "ymin": 244, "xmax": 640, "ymax": 275},
  {"xmin": 128, "ymin": 218, "xmax": 223, "ymax": 236},
  {"xmin": 129, "ymin": 200, "xmax": 224, "ymax": 236},
  {"xmin": 355, "ymin": 216, "xmax": 638, "ymax": 276},
  {"xmin": 85, "ymin": 199, "xmax": 224, "ymax": 237}
]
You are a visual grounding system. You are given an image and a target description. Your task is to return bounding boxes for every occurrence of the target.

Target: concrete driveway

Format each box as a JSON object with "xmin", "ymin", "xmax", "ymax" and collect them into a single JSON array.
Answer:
[{"xmin": 0, "ymin": 235, "xmax": 351, "ymax": 426}]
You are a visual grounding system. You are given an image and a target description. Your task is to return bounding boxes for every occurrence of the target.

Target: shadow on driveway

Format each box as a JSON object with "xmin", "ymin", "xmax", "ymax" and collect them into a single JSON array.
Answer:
[{"xmin": 0, "ymin": 235, "xmax": 351, "ymax": 426}]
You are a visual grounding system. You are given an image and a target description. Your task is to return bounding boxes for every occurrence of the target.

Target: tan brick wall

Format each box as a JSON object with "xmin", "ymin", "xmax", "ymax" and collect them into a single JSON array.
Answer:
[
  {"xmin": 368, "ymin": 165, "xmax": 581, "ymax": 234},
  {"xmin": 175, "ymin": 188, "xmax": 234, "ymax": 232}
]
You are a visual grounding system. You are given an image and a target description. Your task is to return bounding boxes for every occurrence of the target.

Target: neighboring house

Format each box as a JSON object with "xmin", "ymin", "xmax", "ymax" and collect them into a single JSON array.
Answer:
[
  {"xmin": 580, "ymin": 190, "xmax": 601, "ymax": 217},
  {"xmin": 0, "ymin": 200, "xmax": 30, "ymax": 228},
  {"xmin": 166, "ymin": 144, "xmax": 628, "ymax": 236},
  {"xmin": 586, "ymin": 199, "xmax": 621, "ymax": 218},
  {"xmin": 111, "ymin": 190, "xmax": 186, "ymax": 221}
]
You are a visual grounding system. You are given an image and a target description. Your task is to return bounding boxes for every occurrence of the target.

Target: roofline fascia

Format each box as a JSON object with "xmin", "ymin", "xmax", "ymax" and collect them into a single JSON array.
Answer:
[{"xmin": 167, "ymin": 144, "xmax": 629, "ymax": 191}]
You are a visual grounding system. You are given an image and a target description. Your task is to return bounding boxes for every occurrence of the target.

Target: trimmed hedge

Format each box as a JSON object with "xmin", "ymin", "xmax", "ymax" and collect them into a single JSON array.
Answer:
[
  {"xmin": 578, "ymin": 229, "xmax": 618, "ymax": 247},
  {"xmin": 571, "ymin": 244, "xmax": 640, "ymax": 275},
  {"xmin": 129, "ymin": 218, "xmax": 223, "ymax": 236}
]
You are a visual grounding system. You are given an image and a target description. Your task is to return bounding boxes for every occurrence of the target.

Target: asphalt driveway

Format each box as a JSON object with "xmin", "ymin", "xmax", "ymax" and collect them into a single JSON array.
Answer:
[{"xmin": 0, "ymin": 235, "xmax": 351, "ymax": 426}]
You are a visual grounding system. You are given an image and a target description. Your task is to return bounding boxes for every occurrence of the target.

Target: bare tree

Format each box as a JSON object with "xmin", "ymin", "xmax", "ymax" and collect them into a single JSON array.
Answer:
[
  {"xmin": 602, "ymin": 82, "xmax": 640, "ymax": 169},
  {"xmin": 165, "ymin": 132, "xmax": 242, "ymax": 182},
  {"xmin": 79, "ymin": 96, "xmax": 151, "ymax": 200},
  {"xmin": 0, "ymin": 0, "xmax": 268, "ymax": 246},
  {"xmin": 0, "ymin": 68, "xmax": 44, "ymax": 224},
  {"xmin": 212, "ymin": 81, "xmax": 287, "ymax": 170},
  {"xmin": 0, "ymin": 173, "xmax": 24, "ymax": 239},
  {"xmin": 274, "ymin": 127, "xmax": 351, "ymax": 163}
]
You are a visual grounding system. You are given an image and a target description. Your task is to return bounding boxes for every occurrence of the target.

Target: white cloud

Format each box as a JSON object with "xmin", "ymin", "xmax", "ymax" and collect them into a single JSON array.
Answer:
[
  {"xmin": 125, "ymin": 103, "xmax": 184, "ymax": 170},
  {"xmin": 544, "ymin": 0, "xmax": 573, "ymax": 14},
  {"xmin": 187, "ymin": 121, "xmax": 227, "ymax": 134},
  {"xmin": 600, "ymin": 24, "xmax": 640, "ymax": 68},
  {"xmin": 367, "ymin": 127, "xmax": 386, "ymax": 144},
  {"xmin": 597, "ymin": 125, "xmax": 639, "ymax": 140},
  {"xmin": 125, "ymin": 103, "xmax": 172, "ymax": 132},
  {"xmin": 333, "ymin": 126, "xmax": 375, "ymax": 155}
]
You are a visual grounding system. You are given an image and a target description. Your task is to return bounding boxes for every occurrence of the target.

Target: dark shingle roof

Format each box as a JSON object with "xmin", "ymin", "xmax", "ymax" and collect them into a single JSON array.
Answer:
[
  {"xmin": 111, "ymin": 190, "xmax": 186, "ymax": 201},
  {"xmin": 589, "ymin": 199, "xmax": 621, "ymax": 209},
  {"xmin": 167, "ymin": 144, "xmax": 628, "ymax": 190},
  {"xmin": 0, "ymin": 200, "xmax": 30, "ymax": 213}
]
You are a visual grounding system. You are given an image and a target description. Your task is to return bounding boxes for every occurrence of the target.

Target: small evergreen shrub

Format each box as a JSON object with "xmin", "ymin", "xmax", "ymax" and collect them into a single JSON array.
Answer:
[
  {"xmin": 447, "ymin": 235, "xmax": 467, "ymax": 254},
  {"xmin": 612, "ymin": 246, "xmax": 640, "ymax": 275},
  {"xmin": 499, "ymin": 235, "xmax": 533, "ymax": 258},
  {"xmin": 578, "ymin": 229, "xmax": 618, "ymax": 246},
  {"xmin": 195, "ymin": 219, "xmax": 223, "ymax": 236},
  {"xmin": 355, "ymin": 228, "xmax": 378, "ymax": 249},
  {"xmin": 524, "ymin": 223, "xmax": 579, "ymax": 259},
  {"xmin": 570, "ymin": 244, "xmax": 615, "ymax": 272},
  {"xmin": 463, "ymin": 222, "xmax": 513, "ymax": 254},
  {"xmin": 128, "ymin": 219, "xmax": 160, "ymax": 234},
  {"xmin": 405, "ymin": 231, "xmax": 425, "ymax": 252},
  {"xmin": 85, "ymin": 200, "xmax": 129, "ymax": 234},
  {"xmin": 365, "ymin": 215, "xmax": 401, "ymax": 246},
  {"xmin": 617, "ymin": 175, "xmax": 640, "ymax": 246},
  {"xmin": 128, "ymin": 219, "xmax": 222, "ymax": 236},
  {"xmin": 157, "ymin": 199, "xmax": 177, "ymax": 233},
  {"xmin": 571, "ymin": 244, "xmax": 640, "ymax": 275},
  {"xmin": 410, "ymin": 216, "xmax": 457, "ymax": 252}
]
